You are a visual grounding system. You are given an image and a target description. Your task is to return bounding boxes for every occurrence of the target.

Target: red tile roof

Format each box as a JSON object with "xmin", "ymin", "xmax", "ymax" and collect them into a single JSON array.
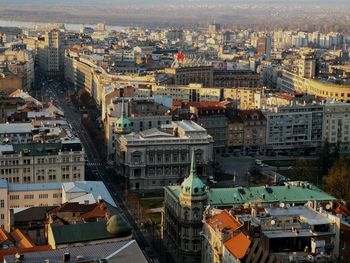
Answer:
[
  {"xmin": 224, "ymin": 232, "xmax": 251, "ymax": 259},
  {"xmin": 206, "ymin": 210, "xmax": 242, "ymax": 232}
]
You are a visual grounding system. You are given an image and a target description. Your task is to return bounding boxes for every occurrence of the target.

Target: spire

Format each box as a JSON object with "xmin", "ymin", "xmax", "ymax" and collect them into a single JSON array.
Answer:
[
  {"xmin": 190, "ymin": 150, "xmax": 197, "ymax": 178},
  {"xmin": 121, "ymin": 98, "xmax": 126, "ymax": 117}
]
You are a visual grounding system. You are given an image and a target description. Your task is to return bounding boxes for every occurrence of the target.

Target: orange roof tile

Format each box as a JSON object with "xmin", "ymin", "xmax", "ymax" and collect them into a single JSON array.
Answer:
[
  {"xmin": 206, "ymin": 210, "xmax": 242, "ymax": 232},
  {"xmin": 0, "ymin": 229, "xmax": 13, "ymax": 245},
  {"xmin": 224, "ymin": 232, "xmax": 251, "ymax": 260},
  {"xmin": 10, "ymin": 229, "xmax": 35, "ymax": 249}
]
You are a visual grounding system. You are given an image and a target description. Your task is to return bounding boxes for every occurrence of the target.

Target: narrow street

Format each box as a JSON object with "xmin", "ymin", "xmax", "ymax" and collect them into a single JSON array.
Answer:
[{"xmin": 38, "ymin": 80, "xmax": 164, "ymax": 263}]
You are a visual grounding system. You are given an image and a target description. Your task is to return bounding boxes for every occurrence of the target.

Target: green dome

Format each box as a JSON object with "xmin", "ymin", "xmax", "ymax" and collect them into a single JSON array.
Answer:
[
  {"xmin": 106, "ymin": 214, "xmax": 132, "ymax": 237},
  {"xmin": 115, "ymin": 98, "xmax": 132, "ymax": 134},
  {"xmin": 181, "ymin": 151, "xmax": 206, "ymax": 196}
]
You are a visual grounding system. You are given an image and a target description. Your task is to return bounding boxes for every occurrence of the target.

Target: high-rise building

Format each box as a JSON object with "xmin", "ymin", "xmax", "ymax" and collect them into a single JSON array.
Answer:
[
  {"xmin": 97, "ymin": 22, "xmax": 106, "ymax": 32},
  {"xmin": 37, "ymin": 29, "xmax": 66, "ymax": 77},
  {"xmin": 257, "ymin": 36, "xmax": 272, "ymax": 58},
  {"xmin": 208, "ymin": 24, "xmax": 221, "ymax": 34}
]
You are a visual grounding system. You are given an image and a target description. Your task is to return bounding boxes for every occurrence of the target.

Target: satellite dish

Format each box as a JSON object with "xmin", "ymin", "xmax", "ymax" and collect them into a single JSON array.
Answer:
[
  {"xmin": 280, "ymin": 203, "xmax": 285, "ymax": 208},
  {"xmin": 271, "ymin": 220, "xmax": 276, "ymax": 225},
  {"xmin": 325, "ymin": 204, "xmax": 331, "ymax": 210},
  {"xmin": 286, "ymin": 204, "xmax": 291, "ymax": 208}
]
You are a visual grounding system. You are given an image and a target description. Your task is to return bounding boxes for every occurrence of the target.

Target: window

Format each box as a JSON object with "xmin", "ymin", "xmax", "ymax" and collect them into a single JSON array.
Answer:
[
  {"xmin": 53, "ymin": 193, "xmax": 60, "ymax": 198},
  {"xmin": 24, "ymin": 194, "xmax": 34, "ymax": 199},
  {"xmin": 0, "ymin": 200, "xmax": 4, "ymax": 208},
  {"xmin": 39, "ymin": 194, "xmax": 48, "ymax": 199},
  {"xmin": 10, "ymin": 195, "xmax": 19, "ymax": 200},
  {"xmin": 0, "ymin": 214, "xmax": 4, "ymax": 220}
]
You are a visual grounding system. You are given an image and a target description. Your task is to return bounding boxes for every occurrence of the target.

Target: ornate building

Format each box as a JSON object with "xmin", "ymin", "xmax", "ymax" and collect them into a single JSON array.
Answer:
[{"xmin": 163, "ymin": 151, "xmax": 207, "ymax": 263}]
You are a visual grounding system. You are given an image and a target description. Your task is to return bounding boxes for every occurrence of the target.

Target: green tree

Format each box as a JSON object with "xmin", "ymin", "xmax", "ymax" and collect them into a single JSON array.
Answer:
[
  {"xmin": 294, "ymin": 157, "xmax": 312, "ymax": 182},
  {"xmin": 319, "ymin": 140, "xmax": 331, "ymax": 175},
  {"xmin": 324, "ymin": 158, "xmax": 350, "ymax": 201}
]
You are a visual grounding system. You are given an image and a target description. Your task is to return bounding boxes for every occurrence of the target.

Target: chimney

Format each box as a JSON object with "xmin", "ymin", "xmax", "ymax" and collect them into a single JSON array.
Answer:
[{"xmin": 63, "ymin": 252, "xmax": 70, "ymax": 262}]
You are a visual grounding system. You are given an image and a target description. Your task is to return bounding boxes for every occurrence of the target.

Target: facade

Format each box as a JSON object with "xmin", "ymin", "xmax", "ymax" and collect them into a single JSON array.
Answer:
[
  {"xmin": 193, "ymin": 106, "xmax": 228, "ymax": 149},
  {"xmin": 163, "ymin": 152, "xmax": 207, "ymax": 263},
  {"xmin": 265, "ymin": 104, "xmax": 324, "ymax": 150},
  {"xmin": 240, "ymin": 110, "xmax": 266, "ymax": 149},
  {"xmin": 163, "ymin": 181, "xmax": 337, "ymax": 263},
  {"xmin": 202, "ymin": 210, "xmax": 251, "ymax": 263},
  {"xmin": 213, "ymin": 70, "xmax": 260, "ymax": 88},
  {"xmin": 116, "ymin": 120, "xmax": 214, "ymax": 190},
  {"xmin": 165, "ymin": 65, "xmax": 214, "ymax": 87},
  {"xmin": 223, "ymin": 87, "xmax": 261, "ymax": 110},
  {"xmin": 0, "ymin": 180, "xmax": 113, "ymax": 231},
  {"xmin": 106, "ymin": 97, "xmax": 172, "ymax": 158},
  {"xmin": 278, "ymin": 69, "xmax": 350, "ymax": 102},
  {"xmin": 0, "ymin": 71, "xmax": 22, "ymax": 92},
  {"xmin": 257, "ymin": 36, "xmax": 272, "ymax": 58},
  {"xmin": 0, "ymin": 140, "xmax": 85, "ymax": 184},
  {"xmin": 227, "ymin": 114, "xmax": 244, "ymax": 148},
  {"xmin": 0, "ymin": 50, "xmax": 34, "ymax": 90},
  {"xmin": 323, "ymin": 102, "xmax": 350, "ymax": 149},
  {"xmin": 37, "ymin": 30, "xmax": 66, "ymax": 77}
]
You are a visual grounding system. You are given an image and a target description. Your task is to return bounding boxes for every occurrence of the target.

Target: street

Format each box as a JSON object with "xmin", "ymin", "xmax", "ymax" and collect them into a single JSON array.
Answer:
[{"xmin": 39, "ymin": 80, "xmax": 163, "ymax": 263}]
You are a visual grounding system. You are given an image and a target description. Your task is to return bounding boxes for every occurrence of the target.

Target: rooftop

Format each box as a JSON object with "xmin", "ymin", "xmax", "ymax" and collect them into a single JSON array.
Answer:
[
  {"xmin": 207, "ymin": 210, "xmax": 242, "ymax": 232},
  {"xmin": 224, "ymin": 232, "xmax": 251, "ymax": 260},
  {"xmin": 166, "ymin": 183, "xmax": 336, "ymax": 207},
  {"xmin": 3, "ymin": 240, "xmax": 147, "ymax": 263}
]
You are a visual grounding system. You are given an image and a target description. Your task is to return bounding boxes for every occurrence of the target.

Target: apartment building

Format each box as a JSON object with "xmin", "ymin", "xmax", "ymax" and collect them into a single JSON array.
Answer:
[
  {"xmin": 265, "ymin": 104, "xmax": 324, "ymax": 150},
  {"xmin": 323, "ymin": 102, "xmax": 350, "ymax": 149},
  {"xmin": 0, "ymin": 139, "xmax": 85, "ymax": 184},
  {"xmin": 0, "ymin": 180, "xmax": 114, "ymax": 231},
  {"xmin": 213, "ymin": 70, "xmax": 260, "ymax": 88},
  {"xmin": 37, "ymin": 30, "xmax": 66, "ymax": 77}
]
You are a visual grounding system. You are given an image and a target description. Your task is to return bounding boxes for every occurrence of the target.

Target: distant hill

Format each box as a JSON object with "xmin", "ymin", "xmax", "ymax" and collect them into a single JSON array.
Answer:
[{"xmin": 0, "ymin": 0, "xmax": 349, "ymax": 29}]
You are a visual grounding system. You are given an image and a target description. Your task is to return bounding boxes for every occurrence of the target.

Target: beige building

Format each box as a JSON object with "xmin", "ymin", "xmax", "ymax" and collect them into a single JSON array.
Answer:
[
  {"xmin": 227, "ymin": 116, "xmax": 244, "ymax": 148},
  {"xmin": 0, "ymin": 50, "xmax": 34, "ymax": 90},
  {"xmin": 223, "ymin": 87, "xmax": 261, "ymax": 110},
  {"xmin": 0, "ymin": 140, "xmax": 85, "ymax": 185},
  {"xmin": 165, "ymin": 65, "xmax": 214, "ymax": 87},
  {"xmin": 0, "ymin": 180, "xmax": 114, "ymax": 231},
  {"xmin": 323, "ymin": 102, "xmax": 350, "ymax": 149},
  {"xmin": 240, "ymin": 110, "xmax": 266, "ymax": 149},
  {"xmin": 116, "ymin": 120, "xmax": 214, "ymax": 190},
  {"xmin": 38, "ymin": 30, "xmax": 66, "ymax": 77}
]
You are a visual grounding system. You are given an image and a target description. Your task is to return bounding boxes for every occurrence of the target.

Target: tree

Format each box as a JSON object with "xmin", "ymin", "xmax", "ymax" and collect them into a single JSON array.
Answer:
[
  {"xmin": 319, "ymin": 140, "xmax": 331, "ymax": 175},
  {"xmin": 294, "ymin": 157, "xmax": 312, "ymax": 182},
  {"xmin": 324, "ymin": 158, "xmax": 350, "ymax": 201}
]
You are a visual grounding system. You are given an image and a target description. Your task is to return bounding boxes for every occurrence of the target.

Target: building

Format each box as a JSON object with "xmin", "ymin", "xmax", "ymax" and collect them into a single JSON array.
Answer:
[
  {"xmin": 323, "ymin": 102, "xmax": 350, "ymax": 149},
  {"xmin": 116, "ymin": 120, "xmax": 214, "ymax": 190},
  {"xmin": 106, "ymin": 97, "xmax": 172, "ymax": 159},
  {"xmin": 227, "ymin": 113, "xmax": 244, "ymax": 148},
  {"xmin": 163, "ymin": 181, "xmax": 336, "ymax": 263},
  {"xmin": 257, "ymin": 36, "xmax": 272, "ymax": 58},
  {"xmin": 265, "ymin": 104, "xmax": 324, "ymax": 150},
  {"xmin": 0, "ymin": 180, "xmax": 114, "ymax": 231},
  {"xmin": 163, "ymin": 152, "xmax": 207, "ymax": 263},
  {"xmin": 0, "ymin": 139, "xmax": 85, "ymax": 184},
  {"xmin": 202, "ymin": 210, "xmax": 251, "ymax": 263},
  {"xmin": 192, "ymin": 105, "xmax": 228, "ymax": 150},
  {"xmin": 0, "ymin": 70, "xmax": 22, "ymax": 92},
  {"xmin": 213, "ymin": 70, "xmax": 260, "ymax": 88},
  {"xmin": 240, "ymin": 110, "xmax": 266, "ymax": 150},
  {"xmin": 223, "ymin": 87, "xmax": 262, "ymax": 110},
  {"xmin": 0, "ymin": 50, "xmax": 34, "ymax": 90},
  {"xmin": 165, "ymin": 65, "xmax": 214, "ymax": 87},
  {"xmin": 209, "ymin": 24, "xmax": 221, "ymax": 34},
  {"xmin": 3, "ymin": 239, "xmax": 147, "ymax": 263},
  {"xmin": 37, "ymin": 30, "xmax": 66, "ymax": 77}
]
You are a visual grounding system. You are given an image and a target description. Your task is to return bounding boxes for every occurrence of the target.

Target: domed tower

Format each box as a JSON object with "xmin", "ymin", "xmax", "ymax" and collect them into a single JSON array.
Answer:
[
  {"xmin": 114, "ymin": 98, "xmax": 132, "ymax": 135},
  {"xmin": 178, "ymin": 150, "xmax": 207, "ymax": 262}
]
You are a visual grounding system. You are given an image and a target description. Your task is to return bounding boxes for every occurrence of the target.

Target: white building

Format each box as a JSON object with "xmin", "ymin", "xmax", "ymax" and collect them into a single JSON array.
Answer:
[{"xmin": 116, "ymin": 120, "xmax": 214, "ymax": 190}]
